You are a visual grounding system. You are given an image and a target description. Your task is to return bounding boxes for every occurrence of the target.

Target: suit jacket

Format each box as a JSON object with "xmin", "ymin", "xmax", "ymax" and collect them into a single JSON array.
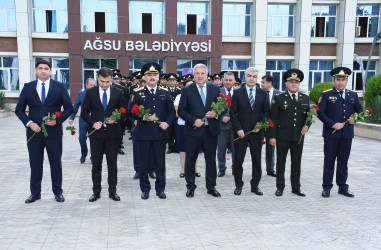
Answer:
[
  {"xmin": 70, "ymin": 89, "xmax": 87, "ymax": 125},
  {"xmin": 128, "ymin": 85, "xmax": 175, "ymax": 141},
  {"xmin": 15, "ymin": 79, "xmax": 73, "ymax": 138},
  {"xmin": 270, "ymin": 88, "xmax": 281, "ymax": 110},
  {"xmin": 81, "ymin": 85, "xmax": 127, "ymax": 139},
  {"xmin": 219, "ymin": 86, "xmax": 237, "ymax": 131},
  {"xmin": 317, "ymin": 88, "xmax": 363, "ymax": 139},
  {"xmin": 270, "ymin": 91, "xmax": 311, "ymax": 141},
  {"xmin": 230, "ymin": 86, "xmax": 270, "ymax": 139},
  {"xmin": 178, "ymin": 82, "xmax": 222, "ymax": 137}
]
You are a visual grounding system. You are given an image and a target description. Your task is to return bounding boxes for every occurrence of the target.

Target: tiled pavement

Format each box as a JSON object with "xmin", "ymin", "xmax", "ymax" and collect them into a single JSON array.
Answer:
[{"xmin": 0, "ymin": 113, "xmax": 380, "ymax": 249}]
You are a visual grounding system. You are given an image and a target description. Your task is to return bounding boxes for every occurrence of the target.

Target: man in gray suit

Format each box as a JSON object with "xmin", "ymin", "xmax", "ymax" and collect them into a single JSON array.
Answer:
[
  {"xmin": 217, "ymin": 72, "xmax": 236, "ymax": 177},
  {"xmin": 261, "ymin": 75, "xmax": 281, "ymax": 177}
]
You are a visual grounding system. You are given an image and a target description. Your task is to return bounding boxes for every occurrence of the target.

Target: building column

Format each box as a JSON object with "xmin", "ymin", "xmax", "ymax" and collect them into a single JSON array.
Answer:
[
  {"xmin": 294, "ymin": 0, "xmax": 312, "ymax": 91},
  {"xmin": 15, "ymin": 0, "xmax": 33, "ymax": 90},
  {"xmin": 118, "ymin": 56, "xmax": 130, "ymax": 76},
  {"xmin": 336, "ymin": 0, "xmax": 357, "ymax": 89},
  {"xmin": 252, "ymin": 0, "xmax": 268, "ymax": 76},
  {"xmin": 211, "ymin": 0, "xmax": 222, "ymax": 73},
  {"xmin": 165, "ymin": 57, "xmax": 177, "ymax": 74}
]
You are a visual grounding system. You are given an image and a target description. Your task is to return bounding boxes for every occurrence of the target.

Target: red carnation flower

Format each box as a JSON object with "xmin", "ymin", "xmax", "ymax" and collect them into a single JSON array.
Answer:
[
  {"xmin": 71, "ymin": 130, "xmax": 76, "ymax": 135},
  {"xmin": 131, "ymin": 104, "xmax": 140, "ymax": 115},
  {"xmin": 269, "ymin": 119, "xmax": 274, "ymax": 128},
  {"xmin": 226, "ymin": 95, "xmax": 231, "ymax": 101},
  {"xmin": 120, "ymin": 107, "xmax": 127, "ymax": 114},
  {"xmin": 313, "ymin": 105, "xmax": 320, "ymax": 112},
  {"xmin": 227, "ymin": 100, "xmax": 232, "ymax": 108},
  {"xmin": 366, "ymin": 108, "xmax": 373, "ymax": 114},
  {"xmin": 219, "ymin": 93, "xmax": 224, "ymax": 98},
  {"xmin": 55, "ymin": 111, "xmax": 62, "ymax": 118},
  {"xmin": 262, "ymin": 141, "xmax": 266, "ymax": 145}
]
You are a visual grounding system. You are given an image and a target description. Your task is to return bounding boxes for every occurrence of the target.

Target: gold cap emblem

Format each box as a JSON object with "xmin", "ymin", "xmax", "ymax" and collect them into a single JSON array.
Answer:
[
  {"xmin": 291, "ymin": 72, "xmax": 297, "ymax": 78},
  {"xmin": 339, "ymin": 70, "xmax": 345, "ymax": 75},
  {"xmin": 149, "ymin": 65, "xmax": 156, "ymax": 72}
]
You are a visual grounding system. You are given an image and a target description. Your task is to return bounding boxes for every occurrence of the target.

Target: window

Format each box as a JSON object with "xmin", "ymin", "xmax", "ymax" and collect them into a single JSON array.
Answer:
[
  {"xmin": 266, "ymin": 60, "xmax": 292, "ymax": 91},
  {"xmin": 309, "ymin": 60, "xmax": 334, "ymax": 90},
  {"xmin": 352, "ymin": 60, "xmax": 376, "ymax": 91},
  {"xmin": 0, "ymin": 0, "xmax": 16, "ymax": 31},
  {"xmin": 221, "ymin": 60, "xmax": 250, "ymax": 82},
  {"xmin": 129, "ymin": 58, "xmax": 164, "ymax": 76},
  {"xmin": 83, "ymin": 58, "xmax": 117, "ymax": 88},
  {"xmin": 35, "ymin": 57, "xmax": 70, "ymax": 90},
  {"xmin": 33, "ymin": 0, "xmax": 68, "ymax": 33},
  {"xmin": 311, "ymin": 5, "xmax": 336, "ymax": 37},
  {"xmin": 129, "ymin": 1, "xmax": 164, "ymax": 34},
  {"xmin": 222, "ymin": 4, "xmax": 251, "ymax": 37},
  {"xmin": 177, "ymin": 59, "xmax": 208, "ymax": 76},
  {"xmin": 356, "ymin": 5, "xmax": 380, "ymax": 37},
  {"xmin": 81, "ymin": 0, "xmax": 117, "ymax": 33},
  {"xmin": 0, "ymin": 57, "xmax": 19, "ymax": 91},
  {"xmin": 267, "ymin": 5, "xmax": 294, "ymax": 37},
  {"xmin": 177, "ymin": 2, "xmax": 208, "ymax": 35}
]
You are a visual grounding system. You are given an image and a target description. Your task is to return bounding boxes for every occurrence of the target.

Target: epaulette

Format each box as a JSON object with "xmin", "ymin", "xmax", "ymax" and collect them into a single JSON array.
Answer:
[
  {"xmin": 276, "ymin": 92, "xmax": 282, "ymax": 96},
  {"xmin": 134, "ymin": 87, "xmax": 144, "ymax": 92},
  {"xmin": 322, "ymin": 89, "xmax": 333, "ymax": 93},
  {"xmin": 176, "ymin": 87, "xmax": 181, "ymax": 90},
  {"xmin": 348, "ymin": 89, "xmax": 356, "ymax": 92},
  {"xmin": 159, "ymin": 87, "xmax": 168, "ymax": 91}
]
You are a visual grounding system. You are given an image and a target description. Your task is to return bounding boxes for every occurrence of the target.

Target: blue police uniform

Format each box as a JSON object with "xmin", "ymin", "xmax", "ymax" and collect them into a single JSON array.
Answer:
[
  {"xmin": 70, "ymin": 89, "xmax": 89, "ymax": 158},
  {"xmin": 317, "ymin": 67, "xmax": 363, "ymax": 196}
]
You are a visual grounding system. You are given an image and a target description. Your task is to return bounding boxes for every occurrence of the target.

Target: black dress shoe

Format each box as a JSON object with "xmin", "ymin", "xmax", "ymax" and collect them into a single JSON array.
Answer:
[
  {"xmin": 322, "ymin": 189, "xmax": 330, "ymax": 198},
  {"xmin": 109, "ymin": 193, "xmax": 120, "ymax": 201},
  {"xmin": 251, "ymin": 187, "xmax": 263, "ymax": 196},
  {"xmin": 207, "ymin": 188, "xmax": 221, "ymax": 197},
  {"xmin": 156, "ymin": 191, "xmax": 167, "ymax": 199},
  {"xmin": 25, "ymin": 194, "xmax": 41, "ymax": 204},
  {"xmin": 80, "ymin": 156, "xmax": 86, "ymax": 163},
  {"xmin": 217, "ymin": 170, "xmax": 225, "ymax": 177},
  {"xmin": 338, "ymin": 189, "xmax": 354, "ymax": 197},
  {"xmin": 267, "ymin": 171, "xmax": 276, "ymax": 177},
  {"xmin": 118, "ymin": 149, "xmax": 125, "ymax": 155},
  {"xmin": 141, "ymin": 192, "xmax": 149, "ymax": 200},
  {"xmin": 149, "ymin": 172, "xmax": 156, "ymax": 179},
  {"xmin": 133, "ymin": 172, "xmax": 139, "ymax": 179},
  {"xmin": 89, "ymin": 193, "xmax": 100, "ymax": 202},
  {"xmin": 234, "ymin": 187, "xmax": 242, "ymax": 195},
  {"xmin": 55, "ymin": 194, "xmax": 65, "ymax": 202},
  {"xmin": 275, "ymin": 188, "xmax": 284, "ymax": 196},
  {"xmin": 292, "ymin": 189, "xmax": 306, "ymax": 197},
  {"xmin": 186, "ymin": 189, "xmax": 194, "ymax": 198}
]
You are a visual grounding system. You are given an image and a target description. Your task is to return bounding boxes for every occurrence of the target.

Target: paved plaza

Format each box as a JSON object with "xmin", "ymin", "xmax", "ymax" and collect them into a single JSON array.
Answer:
[{"xmin": 0, "ymin": 113, "xmax": 380, "ymax": 249}]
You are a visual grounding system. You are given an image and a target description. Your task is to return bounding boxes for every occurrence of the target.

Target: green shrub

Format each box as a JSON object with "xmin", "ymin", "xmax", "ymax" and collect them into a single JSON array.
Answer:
[
  {"xmin": 0, "ymin": 92, "xmax": 6, "ymax": 109},
  {"xmin": 371, "ymin": 95, "xmax": 381, "ymax": 121},
  {"xmin": 309, "ymin": 82, "xmax": 333, "ymax": 104},
  {"xmin": 364, "ymin": 74, "xmax": 381, "ymax": 108}
]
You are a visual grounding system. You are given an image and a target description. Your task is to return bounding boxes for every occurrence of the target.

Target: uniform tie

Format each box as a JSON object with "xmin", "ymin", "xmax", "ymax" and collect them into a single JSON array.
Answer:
[
  {"xmin": 292, "ymin": 93, "xmax": 297, "ymax": 103},
  {"xmin": 249, "ymin": 88, "xmax": 254, "ymax": 109},
  {"xmin": 41, "ymin": 82, "xmax": 46, "ymax": 104},
  {"xmin": 339, "ymin": 91, "xmax": 344, "ymax": 101},
  {"xmin": 150, "ymin": 88, "xmax": 155, "ymax": 96},
  {"xmin": 102, "ymin": 90, "xmax": 107, "ymax": 110}
]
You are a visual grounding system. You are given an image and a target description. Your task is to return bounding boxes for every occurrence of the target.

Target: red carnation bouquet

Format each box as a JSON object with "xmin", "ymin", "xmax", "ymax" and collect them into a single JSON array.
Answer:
[
  {"xmin": 88, "ymin": 107, "xmax": 127, "ymax": 136},
  {"xmin": 66, "ymin": 126, "xmax": 77, "ymax": 135},
  {"xmin": 234, "ymin": 118, "xmax": 274, "ymax": 141},
  {"xmin": 131, "ymin": 104, "xmax": 161, "ymax": 124},
  {"xmin": 332, "ymin": 108, "xmax": 372, "ymax": 134},
  {"xmin": 195, "ymin": 93, "xmax": 231, "ymax": 129},
  {"xmin": 298, "ymin": 105, "xmax": 319, "ymax": 144},
  {"xmin": 27, "ymin": 111, "xmax": 61, "ymax": 144}
]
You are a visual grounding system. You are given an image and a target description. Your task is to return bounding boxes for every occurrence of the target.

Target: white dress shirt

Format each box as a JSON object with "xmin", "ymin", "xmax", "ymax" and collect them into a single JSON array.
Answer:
[{"xmin": 146, "ymin": 85, "xmax": 157, "ymax": 95}]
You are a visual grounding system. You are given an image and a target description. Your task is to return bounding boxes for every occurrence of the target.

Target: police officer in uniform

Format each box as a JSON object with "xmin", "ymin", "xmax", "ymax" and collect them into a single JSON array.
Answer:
[
  {"xmin": 111, "ymin": 70, "xmax": 126, "ymax": 155},
  {"xmin": 128, "ymin": 63, "xmax": 175, "ymax": 200},
  {"xmin": 166, "ymin": 73, "xmax": 182, "ymax": 154},
  {"xmin": 317, "ymin": 67, "xmax": 362, "ymax": 198},
  {"xmin": 269, "ymin": 69, "xmax": 311, "ymax": 197}
]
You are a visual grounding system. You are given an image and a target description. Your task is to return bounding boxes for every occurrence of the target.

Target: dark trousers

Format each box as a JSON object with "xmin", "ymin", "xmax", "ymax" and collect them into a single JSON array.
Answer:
[
  {"xmin": 27, "ymin": 133, "xmax": 63, "ymax": 196},
  {"xmin": 265, "ymin": 130, "xmax": 275, "ymax": 172},
  {"xmin": 167, "ymin": 119, "xmax": 177, "ymax": 151},
  {"xmin": 89, "ymin": 133, "xmax": 119, "ymax": 194},
  {"xmin": 233, "ymin": 134, "xmax": 262, "ymax": 188},
  {"xmin": 78, "ymin": 122, "xmax": 88, "ymax": 157},
  {"xmin": 323, "ymin": 138, "xmax": 352, "ymax": 191},
  {"xmin": 217, "ymin": 128, "xmax": 235, "ymax": 171},
  {"xmin": 276, "ymin": 140, "xmax": 303, "ymax": 190},
  {"xmin": 137, "ymin": 140, "xmax": 166, "ymax": 192},
  {"xmin": 185, "ymin": 128, "xmax": 218, "ymax": 191},
  {"xmin": 132, "ymin": 124, "xmax": 155, "ymax": 173}
]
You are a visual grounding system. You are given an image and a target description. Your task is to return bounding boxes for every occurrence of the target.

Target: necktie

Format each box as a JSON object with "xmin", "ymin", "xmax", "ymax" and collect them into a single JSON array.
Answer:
[
  {"xmin": 292, "ymin": 93, "xmax": 297, "ymax": 103},
  {"xmin": 151, "ymin": 88, "xmax": 155, "ymax": 96},
  {"xmin": 228, "ymin": 89, "xmax": 231, "ymax": 98},
  {"xmin": 41, "ymin": 82, "xmax": 46, "ymax": 104},
  {"xmin": 339, "ymin": 91, "xmax": 344, "ymax": 101},
  {"xmin": 249, "ymin": 88, "xmax": 254, "ymax": 109},
  {"xmin": 200, "ymin": 86, "xmax": 206, "ymax": 106},
  {"xmin": 267, "ymin": 91, "xmax": 270, "ymax": 105},
  {"xmin": 102, "ymin": 90, "xmax": 107, "ymax": 110}
]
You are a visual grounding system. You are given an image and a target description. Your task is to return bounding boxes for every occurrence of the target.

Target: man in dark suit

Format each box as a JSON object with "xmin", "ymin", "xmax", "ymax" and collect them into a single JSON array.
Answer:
[
  {"xmin": 166, "ymin": 73, "xmax": 182, "ymax": 154},
  {"xmin": 261, "ymin": 74, "xmax": 281, "ymax": 177},
  {"xmin": 128, "ymin": 63, "xmax": 175, "ymax": 200},
  {"xmin": 178, "ymin": 64, "xmax": 223, "ymax": 198},
  {"xmin": 68, "ymin": 78, "xmax": 96, "ymax": 163},
  {"xmin": 81, "ymin": 67, "xmax": 127, "ymax": 202},
  {"xmin": 217, "ymin": 71, "xmax": 236, "ymax": 177},
  {"xmin": 269, "ymin": 69, "xmax": 311, "ymax": 197},
  {"xmin": 317, "ymin": 67, "xmax": 363, "ymax": 198},
  {"xmin": 230, "ymin": 68, "xmax": 270, "ymax": 196},
  {"xmin": 111, "ymin": 70, "xmax": 126, "ymax": 155},
  {"xmin": 15, "ymin": 60, "xmax": 73, "ymax": 203}
]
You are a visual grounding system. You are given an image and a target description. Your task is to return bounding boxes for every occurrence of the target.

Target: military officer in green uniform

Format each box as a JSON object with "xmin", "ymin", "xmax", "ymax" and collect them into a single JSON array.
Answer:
[{"xmin": 269, "ymin": 69, "xmax": 311, "ymax": 197}]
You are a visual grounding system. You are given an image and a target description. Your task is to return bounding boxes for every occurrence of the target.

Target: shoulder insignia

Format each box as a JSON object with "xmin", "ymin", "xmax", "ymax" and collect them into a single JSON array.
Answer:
[
  {"xmin": 318, "ymin": 96, "xmax": 322, "ymax": 104},
  {"xmin": 323, "ymin": 89, "xmax": 333, "ymax": 93},
  {"xmin": 276, "ymin": 93, "xmax": 282, "ymax": 96},
  {"xmin": 134, "ymin": 87, "xmax": 144, "ymax": 92},
  {"xmin": 272, "ymin": 99, "xmax": 276, "ymax": 104},
  {"xmin": 159, "ymin": 87, "xmax": 168, "ymax": 91},
  {"xmin": 176, "ymin": 87, "xmax": 181, "ymax": 90},
  {"xmin": 130, "ymin": 95, "xmax": 134, "ymax": 102},
  {"xmin": 348, "ymin": 89, "xmax": 356, "ymax": 92}
]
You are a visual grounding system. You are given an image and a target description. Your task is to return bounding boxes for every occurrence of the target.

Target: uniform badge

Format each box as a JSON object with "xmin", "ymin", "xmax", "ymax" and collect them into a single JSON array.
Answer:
[
  {"xmin": 272, "ymin": 100, "xmax": 276, "ymax": 104},
  {"xmin": 131, "ymin": 95, "xmax": 134, "ymax": 102}
]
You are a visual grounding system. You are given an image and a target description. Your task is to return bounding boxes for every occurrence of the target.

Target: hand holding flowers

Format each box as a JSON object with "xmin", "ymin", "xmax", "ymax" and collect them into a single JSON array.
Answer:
[
  {"xmin": 234, "ymin": 118, "xmax": 274, "ymax": 141},
  {"xmin": 298, "ymin": 105, "xmax": 319, "ymax": 144},
  {"xmin": 195, "ymin": 93, "xmax": 231, "ymax": 129},
  {"xmin": 88, "ymin": 107, "xmax": 127, "ymax": 136},
  {"xmin": 27, "ymin": 111, "xmax": 61, "ymax": 144},
  {"xmin": 332, "ymin": 108, "xmax": 372, "ymax": 134}
]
